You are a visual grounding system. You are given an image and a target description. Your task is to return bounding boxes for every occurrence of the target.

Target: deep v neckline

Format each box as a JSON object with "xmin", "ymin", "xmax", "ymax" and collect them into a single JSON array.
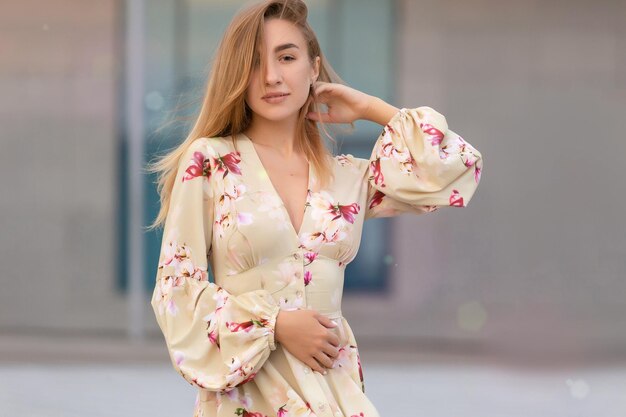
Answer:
[{"xmin": 239, "ymin": 132, "xmax": 311, "ymax": 239}]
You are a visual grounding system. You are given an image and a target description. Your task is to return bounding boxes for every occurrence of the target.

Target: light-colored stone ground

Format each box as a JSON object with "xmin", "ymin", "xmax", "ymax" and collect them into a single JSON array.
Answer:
[
  {"xmin": 2, "ymin": 333, "xmax": 626, "ymax": 417},
  {"xmin": 1, "ymin": 362, "xmax": 625, "ymax": 417}
]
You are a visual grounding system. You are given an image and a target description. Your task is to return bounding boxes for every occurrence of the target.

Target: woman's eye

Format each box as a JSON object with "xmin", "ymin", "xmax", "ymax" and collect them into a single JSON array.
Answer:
[{"xmin": 281, "ymin": 56, "xmax": 295, "ymax": 62}]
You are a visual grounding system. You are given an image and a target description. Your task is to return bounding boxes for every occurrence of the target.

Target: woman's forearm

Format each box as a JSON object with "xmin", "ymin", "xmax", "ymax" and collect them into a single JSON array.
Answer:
[{"xmin": 361, "ymin": 96, "xmax": 400, "ymax": 126}]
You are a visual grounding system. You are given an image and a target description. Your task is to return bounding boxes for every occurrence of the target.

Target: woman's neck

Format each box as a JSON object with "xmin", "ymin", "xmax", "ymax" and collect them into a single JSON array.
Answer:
[{"xmin": 243, "ymin": 115, "xmax": 301, "ymax": 157}]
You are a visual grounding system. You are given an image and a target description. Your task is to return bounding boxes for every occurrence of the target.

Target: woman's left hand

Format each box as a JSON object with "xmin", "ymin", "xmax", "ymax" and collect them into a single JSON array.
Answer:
[{"xmin": 306, "ymin": 81, "xmax": 372, "ymax": 124}]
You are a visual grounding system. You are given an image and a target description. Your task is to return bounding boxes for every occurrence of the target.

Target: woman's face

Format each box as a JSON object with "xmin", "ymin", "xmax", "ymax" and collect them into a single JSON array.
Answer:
[{"xmin": 245, "ymin": 18, "xmax": 320, "ymax": 123}]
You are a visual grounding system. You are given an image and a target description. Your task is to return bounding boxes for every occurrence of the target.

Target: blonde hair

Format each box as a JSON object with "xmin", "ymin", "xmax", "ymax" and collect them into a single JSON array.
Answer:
[{"xmin": 145, "ymin": 0, "xmax": 352, "ymax": 231}]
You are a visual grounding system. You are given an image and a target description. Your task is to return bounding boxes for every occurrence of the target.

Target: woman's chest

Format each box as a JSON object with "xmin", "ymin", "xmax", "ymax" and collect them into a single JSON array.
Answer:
[
  {"xmin": 261, "ymin": 160, "xmax": 309, "ymax": 236},
  {"xmin": 209, "ymin": 150, "xmax": 369, "ymax": 270}
]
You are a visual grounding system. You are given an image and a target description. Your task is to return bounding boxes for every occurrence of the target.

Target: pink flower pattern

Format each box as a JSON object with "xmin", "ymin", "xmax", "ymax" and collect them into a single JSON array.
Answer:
[{"xmin": 152, "ymin": 106, "xmax": 482, "ymax": 417}]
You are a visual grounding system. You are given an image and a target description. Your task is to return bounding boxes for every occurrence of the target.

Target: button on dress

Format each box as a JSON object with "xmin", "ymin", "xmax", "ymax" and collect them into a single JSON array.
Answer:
[{"xmin": 150, "ymin": 106, "xmax": 484, "ymax": 417}]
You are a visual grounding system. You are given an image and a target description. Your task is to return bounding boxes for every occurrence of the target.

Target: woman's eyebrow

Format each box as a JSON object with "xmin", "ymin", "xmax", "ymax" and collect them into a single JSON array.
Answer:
[{"xmin": 274, "ymin": 43, "xmax": 299, "ymax": 53}]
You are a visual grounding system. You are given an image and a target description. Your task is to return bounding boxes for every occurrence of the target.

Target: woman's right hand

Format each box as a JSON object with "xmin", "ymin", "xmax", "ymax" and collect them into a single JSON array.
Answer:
[{"xmin": 274, "ymin": 309, "xmax": 340, "ymax": 374}]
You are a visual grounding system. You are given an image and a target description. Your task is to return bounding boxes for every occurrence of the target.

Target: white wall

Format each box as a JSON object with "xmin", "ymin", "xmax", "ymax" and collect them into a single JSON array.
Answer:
[
  {"xmin": 0, "ymin": 1, "xmax": 126, "ymax": 333},
  {"xmin": 342, "ymin": 0, "xmax": 626, "ymax": 359},
  {"xmin": 2, "ymin": 0, "xmax": 625, "ymax": 361}
]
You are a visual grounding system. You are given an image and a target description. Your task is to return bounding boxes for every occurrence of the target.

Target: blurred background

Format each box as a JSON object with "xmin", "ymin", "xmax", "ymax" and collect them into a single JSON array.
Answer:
[{"xmin": 1, "ymin": 0, "xmax": 625, "ymax": 415}]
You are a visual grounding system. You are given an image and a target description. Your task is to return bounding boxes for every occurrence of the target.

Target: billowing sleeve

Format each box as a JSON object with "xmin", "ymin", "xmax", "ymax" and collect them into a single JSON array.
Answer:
[
  {"xmin": 150, "ymin": 139, "xmax": 281, "ymax": 393},
  {"xmin": 365, "ymin": 106, "xmax": 483, "ymax": 220}
]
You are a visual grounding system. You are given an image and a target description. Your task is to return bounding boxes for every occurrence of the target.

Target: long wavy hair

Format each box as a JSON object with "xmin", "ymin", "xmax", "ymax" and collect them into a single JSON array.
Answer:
[{"xmin": 145, "ymin": 0, "xmax": 351, "ymax": 231}]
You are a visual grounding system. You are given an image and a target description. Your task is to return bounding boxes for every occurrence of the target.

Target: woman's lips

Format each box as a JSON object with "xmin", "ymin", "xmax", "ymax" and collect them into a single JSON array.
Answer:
[{"xmin": 263, "ymin": 93, "xmax": 289, "ymax": 103}]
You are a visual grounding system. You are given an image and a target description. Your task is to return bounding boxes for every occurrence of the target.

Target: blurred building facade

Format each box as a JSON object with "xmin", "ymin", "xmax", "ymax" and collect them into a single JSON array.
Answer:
[{"xmin": 2, "ymin": 0, "xmax": 625, "ymax": 360}]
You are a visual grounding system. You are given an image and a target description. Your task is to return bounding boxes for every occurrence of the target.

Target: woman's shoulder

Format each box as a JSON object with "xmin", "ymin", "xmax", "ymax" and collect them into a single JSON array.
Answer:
[
  {"xmin": 333, "ymin": 152, "xmax": 369, "ymax": 172},
  {"xmin": 179, "ymin": 136, "xmax": 240, "ymax": 180},
  {"xmin": 190, "ymin": 135, "xmax": 238, "ymax": 154}
]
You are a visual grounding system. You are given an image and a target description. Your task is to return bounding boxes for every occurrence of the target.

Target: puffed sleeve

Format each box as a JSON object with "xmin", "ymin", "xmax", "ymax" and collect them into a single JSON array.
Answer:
[
  {"xmin": 365, "ymin": 106, "xmax": 483, "ymax": 220},
  {"xmin": 150, "ymin": 138, "xmax": 281, "ymax": 393}
]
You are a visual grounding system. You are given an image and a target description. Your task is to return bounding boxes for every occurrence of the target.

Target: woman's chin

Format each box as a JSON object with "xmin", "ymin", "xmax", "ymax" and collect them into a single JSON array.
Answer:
[{"xmin": 256, "ymin": 107, "xmax": 302, "ymax": 122}]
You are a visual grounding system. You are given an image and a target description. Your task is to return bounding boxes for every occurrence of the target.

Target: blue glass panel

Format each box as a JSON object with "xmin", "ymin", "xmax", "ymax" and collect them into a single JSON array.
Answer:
[{"xmin": 124, "ymin": 0, "xmax": 395, "ymax": 294}]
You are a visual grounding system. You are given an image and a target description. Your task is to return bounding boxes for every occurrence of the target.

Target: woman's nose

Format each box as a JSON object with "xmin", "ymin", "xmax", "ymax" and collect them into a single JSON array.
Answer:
[{"xmin": 264, "ymin": 60, "xmax": 282, "ymax": 85}]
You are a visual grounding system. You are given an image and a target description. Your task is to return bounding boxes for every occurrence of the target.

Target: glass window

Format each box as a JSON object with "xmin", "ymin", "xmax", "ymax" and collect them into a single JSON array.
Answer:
[{"xmin": 122, "ymin": 0, "xmax": 396, "ymax": 294}]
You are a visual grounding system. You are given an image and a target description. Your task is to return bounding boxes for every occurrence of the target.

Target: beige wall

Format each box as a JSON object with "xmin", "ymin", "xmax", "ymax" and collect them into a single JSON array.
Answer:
[
  {"xmin": 1, "ymin": 0, "xmax": 625, "ymax": 360},
  {"xmin": 343, "ymin": 0, "xmax": 626, "ymax": 358},
  {"xmin": 0, "ymin": 1, "xmax": 125, "ymax": 333}
]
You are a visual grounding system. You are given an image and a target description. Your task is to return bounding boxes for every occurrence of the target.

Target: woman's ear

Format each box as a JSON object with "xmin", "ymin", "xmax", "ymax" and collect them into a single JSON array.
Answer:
[{"xmin": 312, "ymin": 56, "xmax": 320, "ymax": 81}]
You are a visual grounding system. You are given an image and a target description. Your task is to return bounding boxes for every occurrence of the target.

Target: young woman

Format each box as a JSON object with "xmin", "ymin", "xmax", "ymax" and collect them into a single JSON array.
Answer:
[{"xmin": 147, "ymin": 0, "xmax": 483, "ymax": 416}]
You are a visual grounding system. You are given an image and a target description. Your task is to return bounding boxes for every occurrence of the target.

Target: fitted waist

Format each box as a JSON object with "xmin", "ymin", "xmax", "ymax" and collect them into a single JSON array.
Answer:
[
  {"xmin": 215, "ymin": 253, "xmax": 346, "ymax": 317},
  {"xmin": 318, "ymin": 310, "xmax": 343, "ymax": 319}
]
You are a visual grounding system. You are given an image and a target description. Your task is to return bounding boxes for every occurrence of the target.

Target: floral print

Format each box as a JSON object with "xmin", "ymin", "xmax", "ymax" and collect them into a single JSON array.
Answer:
[
  {"xmin": 364, "ymin": 107, "xmax": 482, "ymax": 219},
  {"xmin": 150, "ymin": 106, "xmax": 483, "ymax": 417}
]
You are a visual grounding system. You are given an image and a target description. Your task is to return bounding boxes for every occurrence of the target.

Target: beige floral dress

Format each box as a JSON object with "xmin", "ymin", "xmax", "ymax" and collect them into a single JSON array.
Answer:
[{"xmin": 150, "ymin": 106, "xmax": 483, "ymax": 417}]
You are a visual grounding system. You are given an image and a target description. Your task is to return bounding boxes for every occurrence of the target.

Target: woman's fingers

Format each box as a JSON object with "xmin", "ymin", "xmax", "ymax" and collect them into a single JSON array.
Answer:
[
  {"xmin": 308, "ymin": 351, "xmax": 329, "ymax": 374},
  {"xmin": 312, "ymin": 81, "xmax": 333, "ymax": 96},
  {"xmin": 307, "ymin": 359, "xmax": 326, "ymax": 374},
  {"xmin": 327, "ymin": 330, "xmax": 340, "ymax": 347},
  {"xmin": 322, "ymin": 342, "xmax": 339, "ymax": 360},
  {"xmin": 305, "ymin": 111, "xmax": 331, "ymax": 122},
  {"xmin": 312, "ymin": 91, "xmax": 331, "ymax": 105},
  {"xmin": 313, "ymin": 351, "xmax": 334, "ymax": 370},
  {"xmin": 317, "ymin": 314, "xmax": 337, "ymax": 328},
  {"xmin": 312, "ymin": 82, "xmax": 341, "ymax": 106}
]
